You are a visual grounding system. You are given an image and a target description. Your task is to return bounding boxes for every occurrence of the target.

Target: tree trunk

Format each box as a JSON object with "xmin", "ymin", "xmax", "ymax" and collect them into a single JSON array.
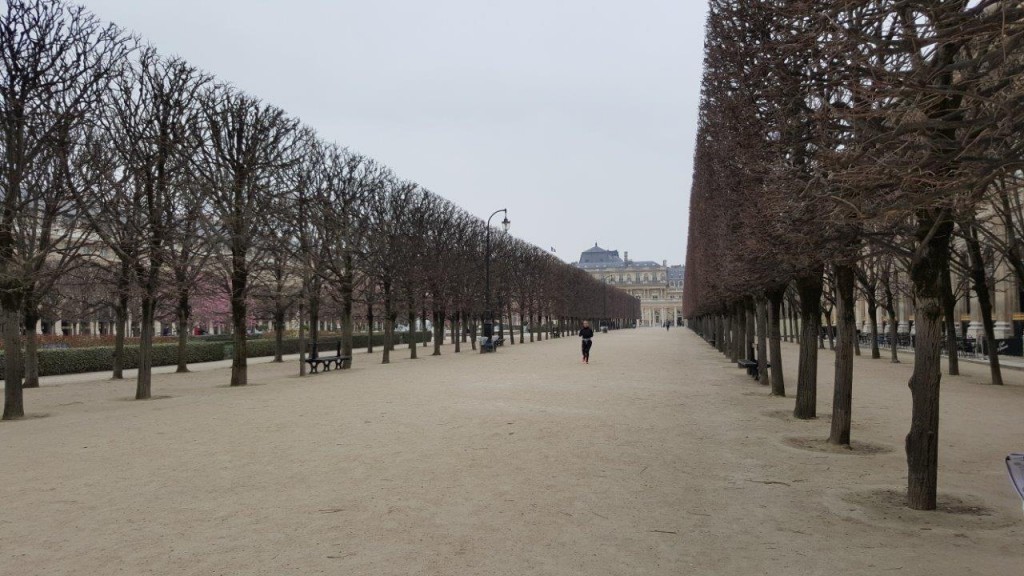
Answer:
[
  {"xmin": 905, "ymin": 214, "xmax": 953, "ymax": 511},
  {"xmin": 113, "ymin": 290, "xmax": 128, "ymax": 380},
  {"xmin": 755, "ymin": 297, "xmax": 769, "ymax": 387},
  {"xmin": 451, "ymin": 312, "xmax": 460, "ymax": 353},
  {"xmin": 730, "ymin": 304, "xmax": 742, "ymax": 362},
  {"xmin": 745, "ymin": 299, "xmax": 756, "ymax": 362},
  {"xmin": 829, "ymin": 263, "xmax": 856, "ymax": 446},
  {"xmin": 469, "ymin": 315, "xmax": 477, "ymax": 351},
  {"xmin": 787, "ymin": 301, "xmax": 797, "ymax": 343},
  {"xmin": 507, "ymin": 302, "xmax": 515, "ymax": 345},
  {"xmin": 366, "ymin": 301, "xmax": 374, "ymax": 354},
  {"xmin": 401, "ymin": 297, "xmax": 413, "ymax": 356},
  {"xmin": 717, "ymin": 314, "xmax": 726, "ymax": 354},
  {"xmin": 939, "ymin": 264, "xmax": 959, "ymax": 376},
  {"xmin": 767, "ymin": 287, "xmax": 785, "ymax": 397},
  {"xmin": 867, "ymin": 296, "xmax": 880, "ymax": 360},
  {"xmin": 134, "ymin": 294, "xmax": 157, "ymax": 400},
  {"xmin": 309, "ymin": 278, "xmax": 321, "ymax": 349},
  {"xmin": 273, "ymin": 308, "xmax": 285, "ymax": 362},
  {"xmin": 340, "ymin": 255, "xmax": 355, "ymax": 368},
  {"xmin": 381, "ymin": 283, "xmax": 392, "ymax": 364},
  {"xmin": 298, "ymin": 301, "xmax": 307, "ymax": 376},
  {"xmin": 777, "ymin": 303, "xmax": 784, "ymax": 342},
  {"xmin": 965, "ymin": 227, "xmax": 1003, "ymax": 386},
  {"xmin": 175, "ymin": 291, "xmax": 191, "ymax": 372},
  {"xmin": 230, "ymin": 309, "xmax": 247, "ymax": 385},
  {"xmin": 229, "ymin": 273, "xmax": 249, "ymax": 387},
  {"xmin": 421, "ymin": 305, "xmax": 429, "ymax": 348},
  {"xmin": 795, "ymin": 270, "xmax": 823, "ymax": 420},
  {"xmin": 824, "ymin": 308, "xmax": 835, "ymax": 350},
  {"xmin": 2, "ymin": 303, "xmax": 25, "ymax": 420},
  {"xmin": 21, "ymin": 298, "xmax": 39, "ymax": 389},
  {"xmin": 432, "ymin": 309, "xmax": 443, "ymax": 356},
  {"xmin": 885, "ymin": 304, "xmax": 899, "ymax": 363}
]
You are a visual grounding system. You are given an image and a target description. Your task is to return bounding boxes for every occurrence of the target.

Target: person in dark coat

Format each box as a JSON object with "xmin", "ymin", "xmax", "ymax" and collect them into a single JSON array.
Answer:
[{"xmin": 579, "ymin": 320, "xmax": 594, "ymax": 364}]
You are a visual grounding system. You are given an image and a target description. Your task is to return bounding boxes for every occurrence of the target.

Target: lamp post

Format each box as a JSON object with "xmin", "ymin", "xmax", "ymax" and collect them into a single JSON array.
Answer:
[
  {"xmin": 603, "ymin": 278, "xmax": 608, "ymax": 331},
  {"xmin": 484, "ymin": 208, "xmax": 510, "ymax": 347}
]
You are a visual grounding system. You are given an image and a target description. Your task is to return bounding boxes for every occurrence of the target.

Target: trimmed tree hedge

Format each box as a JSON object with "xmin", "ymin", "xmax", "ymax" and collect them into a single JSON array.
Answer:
[
  {"xmin": 0, "ymin": 331, "xmax": 433, "ymax": 378},
  {"xmin": 0, "ymin": 341, "xmax": 225, "ymax": 379}
]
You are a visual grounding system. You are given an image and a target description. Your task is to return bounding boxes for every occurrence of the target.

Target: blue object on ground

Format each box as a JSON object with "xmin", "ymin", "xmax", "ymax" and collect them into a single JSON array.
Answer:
[{"xmin": 1006, "ymin": 453, "xmax": 1024, "ymax": 514}]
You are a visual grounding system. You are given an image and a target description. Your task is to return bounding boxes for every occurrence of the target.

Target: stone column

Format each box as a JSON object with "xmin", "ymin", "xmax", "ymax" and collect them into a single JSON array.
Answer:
[
  {"xmin": 897, "ymin": 294, "xmax": 911, "ymax": 335},
  {"xmin": 992, "ymin": 262, "xmax": 1013, "ymax": 339},
  {"xmin": 966, "ymin": 286, "xmax": 985, "ymax": 341}
]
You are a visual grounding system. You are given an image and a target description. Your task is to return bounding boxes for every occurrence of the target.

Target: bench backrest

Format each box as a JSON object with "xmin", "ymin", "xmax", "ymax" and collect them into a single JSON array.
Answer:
[{"xmin": 309, "ymin": 340, "xmax": 342, "ymax": 359}]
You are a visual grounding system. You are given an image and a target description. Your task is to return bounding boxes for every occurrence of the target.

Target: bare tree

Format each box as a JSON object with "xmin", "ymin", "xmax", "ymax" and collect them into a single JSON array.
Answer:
[
  {"xmin": 1, "ymin": 0, "xmax": 129, "ymax": 418},
  {"xmin": 312, "ymin": 145, "xmax": 381, "ymax": 367},
  {"xmin": 362, "ymin": 174, "xmax": 416, "ymax": 364},
  {"xmin": 166, "ymin": 175, "xmax": 216, "ymax": 372},
  {"xmin": 18, "ymin": 123, "xmax": 102, "ymax": 388},
  {"xmin": 193, "ymin": 86, "xmax": 298, "ymax": 387},
  {"xmin": 825, "ymin": 0, "xmax": 1024, "ymax": 509},
  {"xmin": 85, "ymin": 46, "xmax": 207, "ymax": 399}
]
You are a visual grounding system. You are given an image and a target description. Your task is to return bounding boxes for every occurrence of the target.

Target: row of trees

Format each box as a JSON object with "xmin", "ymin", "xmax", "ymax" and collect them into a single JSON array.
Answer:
[
  {"xmin": 0, "ymin": 0, "xmax": 641, "ymax": 419},
  {"xmin": 683, "ymin": 0, "xmax": 1024, "ymax": 510}
]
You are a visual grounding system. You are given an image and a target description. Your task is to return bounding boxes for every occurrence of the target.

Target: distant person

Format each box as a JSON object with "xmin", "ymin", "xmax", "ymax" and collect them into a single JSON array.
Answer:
[
  {"xmin": 579, "ymin": 320, "xmax": 594, "ymax": 364},
  {"xmin": 665, "ymin": 321, "xmax": 670, "ymax": 331}
]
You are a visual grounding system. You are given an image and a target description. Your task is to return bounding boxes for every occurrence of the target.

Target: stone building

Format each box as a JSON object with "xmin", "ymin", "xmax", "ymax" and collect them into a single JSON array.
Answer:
[
  {"xmin": 853, "ymin": 257, "xmax": 1024, "ymax": 355},
  {"xmin": 573, "ymin": 244, "xmax": 684, "ymax": 327}
]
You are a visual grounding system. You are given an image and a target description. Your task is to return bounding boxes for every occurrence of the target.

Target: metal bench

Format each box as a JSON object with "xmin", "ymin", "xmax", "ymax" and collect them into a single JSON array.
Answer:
[
  {"xmin": 738, "ymin": 359, "xmax": 770, "ymax": 380},
  {"xmin": 305, "ymin": 340, "xmax": 350, "ymax": 373}
]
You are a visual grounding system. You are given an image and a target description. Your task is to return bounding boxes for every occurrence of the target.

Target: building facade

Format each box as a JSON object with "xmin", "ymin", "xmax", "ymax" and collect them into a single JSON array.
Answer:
[
  {"xmin": 853, "ymin": 257, "xmax": 1024, "ymax": 355},
  {"xmin": 573, "ymin": 244, "xmax": 684, "ymax": 327}
]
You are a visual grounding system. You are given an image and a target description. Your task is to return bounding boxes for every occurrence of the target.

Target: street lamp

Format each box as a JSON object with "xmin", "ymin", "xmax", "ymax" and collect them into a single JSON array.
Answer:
[{"xmin": 484, "ymin": 208, "xmax": 510, "ymax": 348}]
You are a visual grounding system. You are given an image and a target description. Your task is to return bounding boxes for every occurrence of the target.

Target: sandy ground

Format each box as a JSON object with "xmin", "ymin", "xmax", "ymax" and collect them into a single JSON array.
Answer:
[{"xmin": 1, "ymin": 328, "xmax": 1022, "ymax": 576}]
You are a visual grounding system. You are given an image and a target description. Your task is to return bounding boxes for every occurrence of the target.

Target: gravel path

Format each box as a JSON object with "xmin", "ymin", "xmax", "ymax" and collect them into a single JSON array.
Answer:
[{"xmin": 2, "ymin": 328, "xmax": 1021, "ymax": 575}]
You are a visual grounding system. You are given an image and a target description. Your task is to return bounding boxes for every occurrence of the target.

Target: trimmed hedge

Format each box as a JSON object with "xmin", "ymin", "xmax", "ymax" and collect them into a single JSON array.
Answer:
[
  {"xmin": 192, "ymin": 334, "xmax": 235, "ymax": 343},
  {"xmin": 240, "ymin": 331, "xmax": 432, "ymax": 359},
  {"xmin": 0, "ymin": 331, "xmax": 433, "ymax": 378},
  {"xmin": 0, "ymin": 341, "xmax": 226, "ymax": 379}
]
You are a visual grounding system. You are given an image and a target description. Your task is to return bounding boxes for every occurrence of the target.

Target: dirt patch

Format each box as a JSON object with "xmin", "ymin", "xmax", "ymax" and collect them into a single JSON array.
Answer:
[
  {"xmin": 783, "ymin": 436, "xmax": 893, "ymax": 455},
  {"xmin": 2, "ymin": 329, "xmax": 1022, "ymax": 575},
  {"xmin": 0, "ymin": 413, "xmax": 51, "ymax": 422},
  {"xmin": 117, "ymin": 394, "xmax": 174, "ymax": 401},
  {"xmin": 763, "ymin": 409, "xmax": 831, "ymax": 422},
  {"xmin": 827, "ymin": 487, "xmax": 1019, "ymax": 532},
  {"xmin": 740, "ymin": 389, "xmax": 779, "ymax": 397}
]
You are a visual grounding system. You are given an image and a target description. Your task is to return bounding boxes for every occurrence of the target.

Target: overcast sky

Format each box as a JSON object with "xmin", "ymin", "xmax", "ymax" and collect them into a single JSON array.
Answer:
[{"xmin": 79, "ymin": 0, "xmax": 708, "ymax": 267}]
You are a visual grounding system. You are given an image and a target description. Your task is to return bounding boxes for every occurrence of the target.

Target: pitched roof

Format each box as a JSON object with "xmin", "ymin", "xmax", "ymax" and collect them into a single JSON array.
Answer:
[{"xmin": 577, "ymin": 243, "xmax": 624, "ymax": 268}]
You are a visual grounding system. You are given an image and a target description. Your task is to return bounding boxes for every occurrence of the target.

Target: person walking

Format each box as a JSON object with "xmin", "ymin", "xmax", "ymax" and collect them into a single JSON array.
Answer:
[{"xmin": 579, "ymin": 320, "xmax": 594, "ymax": 364}]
